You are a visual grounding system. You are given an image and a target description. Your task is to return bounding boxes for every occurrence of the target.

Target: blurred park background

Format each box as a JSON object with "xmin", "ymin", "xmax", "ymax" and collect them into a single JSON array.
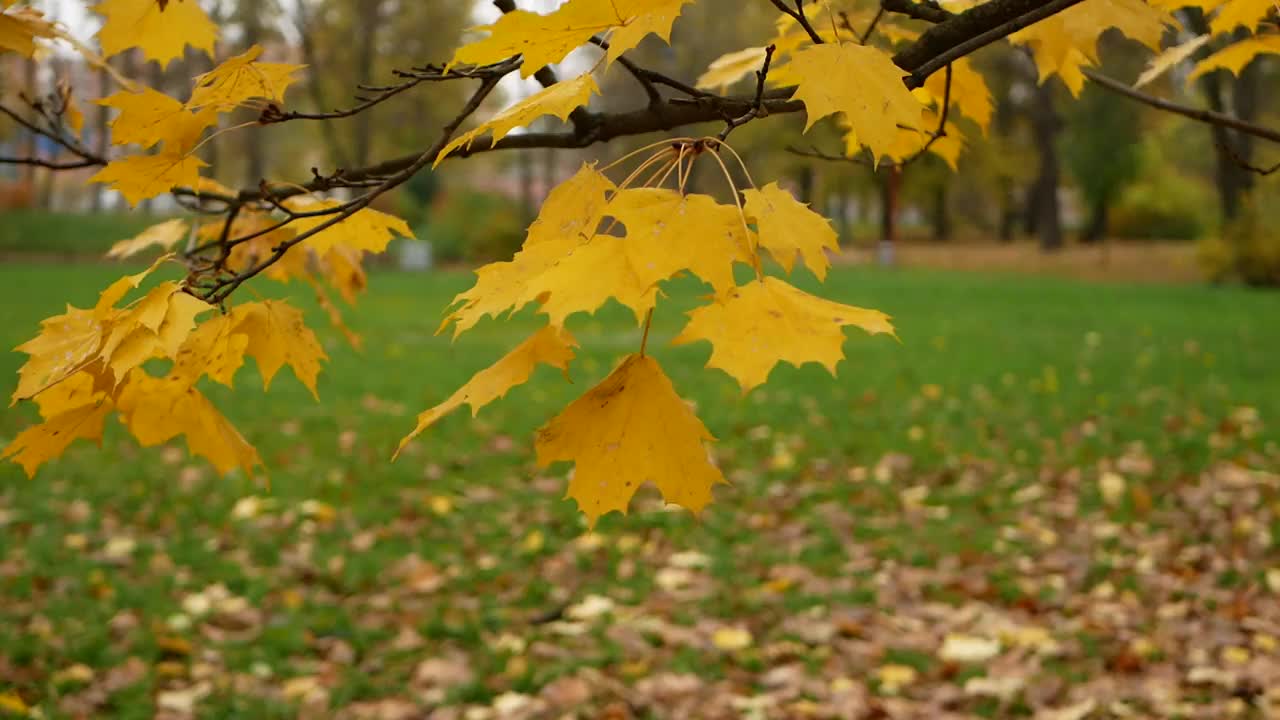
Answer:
[{"xmin": 2, "ymin": 1, "xmax": 1280, "ymax": 719}]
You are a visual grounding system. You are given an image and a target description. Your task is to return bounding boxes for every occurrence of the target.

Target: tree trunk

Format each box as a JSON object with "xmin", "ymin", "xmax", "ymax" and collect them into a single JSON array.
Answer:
[
  {"xmin": 1185, "ymin": 13, "xmax": 1257, "ymax": 222},
  {"xmin": 295, "ymin": 0, "xmax": 350, "ymax": 168},
  {"xmin": 91, "ymin": 65, "xmax": 110, "ymax": 212},
  {"xmin": 931, "ymin": 183, "xmax": 951, "ymax": 242},
  {"xmin": 21, "ymin": 57, "xmax": 37, "ymax": 194},
  {"xmin": 1027, "ymin": 79, "xmax": 1063, "ymax": 251},
  {"xmin": 879, "ymin": 167, "xmax": 900, "ymax": 265},
  {"xmin": 351, "ymin": 0, "xmax": 384, "ymax": 169},
  {"xmin": 242, "ymin": 5, "xmax": 266, "ymax": 186},
  {"xmin": 1082, "ymin": 197, "xmax": 1108, "ymax": 243}
]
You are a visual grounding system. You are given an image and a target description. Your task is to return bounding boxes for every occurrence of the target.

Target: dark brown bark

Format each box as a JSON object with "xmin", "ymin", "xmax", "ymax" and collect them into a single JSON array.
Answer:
[
  {"xmin": 240, "ymin": 2, "xmax": 266, "ymax": 186},
  {"xmin": 1026, "ymin": 78, "xmax": 1063, "ymax": 251},
  {"xmin": 351, "ymin": 0, "xmax": 385, "ymax": 169},
  {"xmin": 1183, "ymin": 13, "xmax": 1259, "ymax": 221},
  {"xmin": 931, "ymin": 183, "xmax": 951, "ymax": 241},
  {"xmin": 295, "ymin": 0, "xmax": 350, "ymax": 168},
  {"xmin": 91, "ymin": 66, "xmax": 110, "ymax": 212}
]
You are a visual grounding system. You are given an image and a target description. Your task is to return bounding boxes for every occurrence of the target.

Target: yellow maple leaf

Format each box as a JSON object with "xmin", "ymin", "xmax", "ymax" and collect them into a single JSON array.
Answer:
[
  {"xmin": 525, "ymin": 162, "xmax": 615, "ymax": 247},
  {"xmin": 106, "ymin": 218, "xmax": 189, "ymax": 259},
  {"xmin": 673, "ymin": 276, "xmax": 895, "ymax": 392},
  {"xmin": 443, "ymin": 164, "xmax": 615, "ymax": 335},
  {"xmin": 89, "ymin": 151, "xmax": 207, "ymax": 207},
  {"xmin": 604, "ymin": 0, "xmax": 692, "ymax": 65},
  {"xmin": 396, "ymin": 325, "xmax": 576, "ymax": 457},
  {"xmin": 742, "ymin": 182, "xmax": 838, "ymax": 280},
  {"xmin": 282, "ymin": 198, "xmax": 414, "ymax": 254},
  {"xmin": 1209, "ymin": 0, "xmax": 1275, "ymax": 34},
  {"xmin": 12, "ymin": 306, "xmax": 108, "ymax": 404},
  {"xmin": 535, "ymin": 354, "xmax": 726, "ymax": 526},
  {"xmin": 33, "ymin": 370, "xmax": 105, "ymax": 420},
  {"xmin": 606, "ymin": 188, "xmax": 753, "ymax": 293},
  {"xmin": 437, "ymin": 73, "xmax": 598, "ymax": 166},
  {"xmin": 94, "ymin": 0, "xmax": 216, "ymax": 66},
  {"xmin": 0, "ymin": 5, "xmax": 58, "ymax": 57},
  {"xmin": 789, "ymin": 42, "xmax": 924, "ymax": 164},
  {"xmin": 318, "ymin": 246, "xmax": 366, "ymax": 303},
  {"xmin": 11, "ymin": 256, "xmax": 172, "ymax": 403},
  {"xmin": 1189, "ymin": 34, "xmax": 1280, "ymax": 80},
  {"xmin": 96, "ymin": 281, "xmax": 208, "ymax": 385},
  {"xmin": 531, "ymin": 234, "xmax": 660, "ymax": 327},
  {"xmin": 63, "ymin": 90, "xmax": 85, "ymax": 135},
  {"xmin": 98, "ymin": 87, "xmax": 218, "ymax": 151},
  {"xmin": 1135, "ymin": 34, "xmax": 1211, "ymax": 88},
  {"xmin": 2, "ymin": 399, "xmax": 113, "ymax": 477},
  {"xmin": 450, "ymin": 0, "xmax": 690, "ymax": 77},
  {"xmin": 1011, "ymin": 0, "xmax": 1171, "ymax": 96},
  {"xmin": 116, "ymin": 371, "xmax": 262, "ymax": 475},
  {"xmin": 229, "ymin": 300, "xmax": 328, "ymax": 398},
  {"xmin": 168, "ymin": 313, "xmax": 250, "ymax": 389},
  {"xmin": 923, "ymin": 57, "xmax": 993, "ymax": 135},
  {"xmin": 696, "ymin": 47, "xmax": 769, "ymax": 92},
  {"xmin": 187, "ymin": 45, "xmax": 304, "ymax": 112},
  {"xmin": 212, "ymin": 212, "xmax": 306, "ymax": 281}
]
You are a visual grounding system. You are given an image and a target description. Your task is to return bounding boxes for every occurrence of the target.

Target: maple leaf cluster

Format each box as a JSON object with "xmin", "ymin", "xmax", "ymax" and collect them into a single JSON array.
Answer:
[{"xmin": 2, "ymin": 0, "xmax": 1278, "ymax": 526}]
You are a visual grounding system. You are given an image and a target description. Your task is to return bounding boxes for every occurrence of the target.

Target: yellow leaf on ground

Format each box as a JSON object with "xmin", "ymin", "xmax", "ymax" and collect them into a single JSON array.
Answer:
[
  {"xmin": 89, "ymin": 151, "xmax": 207, "ymax": 207},
  {"xmin": 396, "ymin": 325, "xmax": 576, "ymax": 458},
  {"xmin": 94, "ymin": 0, "xmax": 216, "ymax": 66},
  {"xmin": 187, "ymin": 45, "xmax": 304, "ymax": 112},
  {"xmin": 98, "ymin": 87, "xmax": 217, "ymax": 151},
  {"xmin": 1189, "ymin": 34, "xmax": 1280, "ymax": 81},
  {"xmin": 106, "ymin": 218, "xmax": 189, "ymax": 259},
  {"xmin": 229, "ymin": 300, "xmax": 327, "ymax": 398},
  {"xmin": 438, "ymin": 73, "xmax": 598, "ymax": 165},
  {"xmin": 282, "ymin": 198, "xmax": 413, "ymax": 255},
  {"xmin": 536, "ymin": 354, "xmax": 725, "ymax": 526},
  {"xmin": 789, "ymin": 42, "xmax": 923, "ymax": 163},
  {"xmin": 2, "ymin": 400, "xmax": 113, "ymax": 477},
  {"xmin": 673, "ymin": 276, "xmax": 895, "ymax": 392},
  {"xmin": 742, "ymin": 182, "xmax": 838, "ymax": 280}
]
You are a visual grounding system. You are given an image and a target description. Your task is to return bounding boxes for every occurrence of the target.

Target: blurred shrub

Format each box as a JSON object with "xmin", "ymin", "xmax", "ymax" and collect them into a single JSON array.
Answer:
[
  {"xmin": 1198, "ymin": 199, "xmax": 1280, "ymax": 287},
  {"xmin": 1110, "ymin": 172, "xmax": 1210, "ymax": 241},
  {"xmin": 418, "ymin": 190, "xmax": 524, "ymax": 263}
]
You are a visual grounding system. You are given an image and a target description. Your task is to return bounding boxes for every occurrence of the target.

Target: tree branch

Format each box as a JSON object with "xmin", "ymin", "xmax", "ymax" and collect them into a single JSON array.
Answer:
[{"xmin": 1084, "ymin": 69, "xmax": 1280, "ymax": 145}]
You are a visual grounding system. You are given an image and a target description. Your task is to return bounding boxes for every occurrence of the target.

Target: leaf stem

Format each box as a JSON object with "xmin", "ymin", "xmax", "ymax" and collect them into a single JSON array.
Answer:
[{"xmin": 639, "ymin": 308, "xmax": 655, "ymax": 357}]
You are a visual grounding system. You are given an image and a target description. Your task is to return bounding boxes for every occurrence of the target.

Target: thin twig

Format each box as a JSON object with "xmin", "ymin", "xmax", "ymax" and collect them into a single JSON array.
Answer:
[
  {"xmin": 769, "ymin": 0, "xmax": 824, "ymax": 44},
  {"xmin": 718, "ymin": 44, "xmax": 776, "ymax": 141},
  {"xmin": 1085, "ymin": 69, "xmax": 1280, "ymax": 145}
]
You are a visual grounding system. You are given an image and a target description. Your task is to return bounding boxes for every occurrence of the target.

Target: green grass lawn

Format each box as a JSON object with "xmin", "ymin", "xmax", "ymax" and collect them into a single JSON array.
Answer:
[
  {"xmin": 0, "ymin": 210, "xmax": 171, "ymax": 257},
  {"xmin": 1, "ymin": 262, "xmax": 1278, "ymax": 718}
]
